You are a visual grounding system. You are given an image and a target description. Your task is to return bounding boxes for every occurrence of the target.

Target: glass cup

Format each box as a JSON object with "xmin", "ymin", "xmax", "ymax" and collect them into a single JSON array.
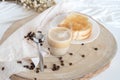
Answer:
[{"xmin": 47, "ymin": 27, "xmax": 72, "ymax": 56}]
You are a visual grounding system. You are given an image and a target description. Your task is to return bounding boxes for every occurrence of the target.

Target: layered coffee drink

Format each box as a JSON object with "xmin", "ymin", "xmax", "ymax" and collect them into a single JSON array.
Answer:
[{"xmin": 47, "ymin": 27, "xmax": 72, "ymax": 56}]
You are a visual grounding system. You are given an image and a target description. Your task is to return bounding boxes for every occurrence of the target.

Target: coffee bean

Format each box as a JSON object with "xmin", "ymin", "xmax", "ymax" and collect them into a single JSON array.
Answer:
[
  {"xmin": 28, "ymin": 63, "xmax": 35, "ymax": 70},
  {"xmin": 69, "ymin": 63, "xmax": 72, "ymax": 66},
  {"xmin": 81, "ymin": 43, "xmax": 84, "ymax": 45},
  {"xmin": 81, "ymin": 55, "xmax": 85, "ymax": 58},
  {"xmin": 52, "ymin": 67, "xmax": 57, "ymax": 71},
  {"xmin": 52, "ymin": 64, "xmax": 60, "ymax": 71},
  {"xmin": 53, "ymin": 64, "xmax": 56, "ymax": 67},
  {"xmin": 24, "ymin": 36, "xmax": 27, "ymax": 38},
  {"xmin": 29, "ymin": 37, "xmax": 33, "ymax": 41},
  {"xmin": 69, "ymin": 53, "xmax": 73, "ymax": 55},
  {"xmin": 52, "ymin": 64, "xmax": 57, "ymax": 71},
  {"xmin": 58, "ymin": 57, "xmax": 62, "ymax": 60},
  {"xmin": 17, "ymin": 61, "xmax": 22, "ymax": 64},
  {"xmin": 55, "ymin": 66, "xmax": 60, "ymax": 70},
  {"xmin": 28, "ymin": 32, "xmax": 32, "ymax": 37},
  {"xmin": 53, "ymin": 67, "xmax": 57, "ymax": 70},
  {"xmin": 48, "ymin": 48, "xmax": 50, "ymax": 50},
  {"xmin": 29, "ymin": 66, "xmax": 34, "ymax": 70},
  {"xmin": 40, "ymin": 43, "xmax": 43, "ymax": 46},
  {"xmin": 31, "ymin": 62, "xmax": 34, "ymax": 65},
  {"xmin": 94, "ymin": 48, "xmax": 98, "ymax": 51},
  {"xmin": 35, "ymin": 68, "xmax": 40, "ymax": 73},
  {"xmin": 52, "ymin": 68, "xmax": 55, "ymax": 71},
  {"xmin": 30, "ymin": 32, "xmax": 35, "ymax": 37},
  {"xmin": 23, "ymin": 65, "xmax": 29, "ymax": 69},
  {"xmin": 36, "ymin": 70, "xmax": 39, "ymax": 73},
  {"xmin": 1, "ymin": 67, "xmax": 5, "ymax": 71},
  {"xmin": 60, "ymin": 60, "xmax": 64, "ymax": 63},
  {"xmin": 34, "ymin": 78, "xmax": 37, "ymax": 80},
  {"xmin": 44, "ymin": 65, "xmax": 47, "ymax": 69},
  {"xmin": 57, "ymin": 66, "xmax": 60, "ymax": 69},
  {"xmin": 39, "ymin": 39, "xmax": 43, "ymax": 43},
  {"xmin": 31, "ymin": 63, "xmax": 35, "ymax": 67},
  {"xmin": 24, "ymin": 31, "xmax": 35, "ymax": 41},
  {"xmin": 27, "ymin": 38, "xmax": 30, "ymax": 40},
  {"xmin": 61, "ymin": 63, "xmax": 64, "ymax": 66}
]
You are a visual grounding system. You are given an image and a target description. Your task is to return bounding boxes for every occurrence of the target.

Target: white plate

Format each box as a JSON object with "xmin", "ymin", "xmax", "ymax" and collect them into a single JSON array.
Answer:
[{"xmin": 46, "ymin": 12, "xmax": 100, "ymax": 44}]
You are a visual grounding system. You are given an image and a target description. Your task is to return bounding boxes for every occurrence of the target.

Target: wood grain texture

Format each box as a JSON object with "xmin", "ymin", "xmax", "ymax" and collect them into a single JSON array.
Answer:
[
  {"xmin": 11, "ymin": 63, "xmax": 110, "ymax": 80},
  {"xmin": 9, "ymin": 15, "xmax": 117, "ymax": 80}
]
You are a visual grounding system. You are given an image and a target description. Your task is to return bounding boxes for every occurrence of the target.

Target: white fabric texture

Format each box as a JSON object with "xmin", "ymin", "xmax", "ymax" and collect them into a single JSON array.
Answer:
[
  {"xmin": 0, "ymin": 0, "xmax": 120, "ymax": 80},
  {"xmin": 0, "ymin": 2, "xmax": 34, "ymax": 39},
  {"xmin": 0, "ymin": 2, "xmax": 35, "ymax": 80}
]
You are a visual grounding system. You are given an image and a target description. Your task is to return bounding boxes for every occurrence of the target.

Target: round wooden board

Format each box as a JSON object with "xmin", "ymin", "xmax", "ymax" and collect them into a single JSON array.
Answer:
[
  {"xmin": 11, "ymin": 63, "xmax": 110, "ymax": 80},
  {"xmin": 10, "ymin": 16, "xmax": 117, "ymax": 80}
]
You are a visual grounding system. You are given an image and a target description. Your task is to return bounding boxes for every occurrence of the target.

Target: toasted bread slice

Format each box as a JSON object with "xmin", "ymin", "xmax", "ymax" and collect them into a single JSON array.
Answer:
[
  {"xmin": 59, "ymin": 13, "xmax": 89, "ymax": 31},
  {"xmin": 72, "ymin": 23, "xmax": 92, "ymax": 40},
  {"xmin": 59, "ymin": 12, "xmax": 92, "ymax": 40}
]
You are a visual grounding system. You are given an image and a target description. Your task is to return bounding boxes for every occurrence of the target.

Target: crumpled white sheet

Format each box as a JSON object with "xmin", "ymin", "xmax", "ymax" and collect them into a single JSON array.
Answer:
[
  {"xmin": 0, "ymin": 2, "xmax": 34, "ymax": 40},
  {"xmin": 0, "ymin": 0, "xmax": 120, "ymax": 80}
]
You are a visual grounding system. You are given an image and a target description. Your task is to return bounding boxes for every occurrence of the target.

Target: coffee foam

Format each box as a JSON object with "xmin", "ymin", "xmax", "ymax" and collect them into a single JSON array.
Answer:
[
  {"xmin": 51, "ymin": 29, "xmax": 70, "ymax": 41},
  {"xmin": 48, "ymin": 27, "xmax": 72, "ymax": 48},
  {"xmin": 49, "ymin": 27, "xmax": 71, "ymax": 41}
]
